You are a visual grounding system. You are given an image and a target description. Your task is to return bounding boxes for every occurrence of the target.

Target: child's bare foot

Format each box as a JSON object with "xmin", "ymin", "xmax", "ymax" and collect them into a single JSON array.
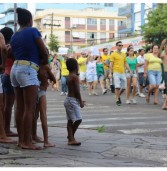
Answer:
[
  {"xmin": 0, "ymin": 137, "xmax": 17, "ymax": 144},
  {"xmin": 44, "ymin": 142, "xmax": 55, "ymax": 148},
  {"xmin": 68, "ymin": 140, "xmax": 81, "ymax": 146},
  {"xmin": 33, "ymin": 136, "xmax": 43, "ymax": 143},
  {"xmin": 21, "ymin": 143, "xmax": 43, "ymax": 150}
]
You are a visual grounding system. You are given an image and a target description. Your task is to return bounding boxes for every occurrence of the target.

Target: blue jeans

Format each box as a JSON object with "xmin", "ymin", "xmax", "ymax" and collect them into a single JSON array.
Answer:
[
  {"xmin": 61, "ymin": 76, "xmax": 68, "ymax": 93},
  {"xmin": 148, "ymin": 70, "xmax": 162, "ymax": 85}
]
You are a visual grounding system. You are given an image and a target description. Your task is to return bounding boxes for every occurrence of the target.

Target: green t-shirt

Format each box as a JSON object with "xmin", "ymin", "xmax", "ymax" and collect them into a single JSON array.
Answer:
[
  {"xmin": 96, "ymin": 63, "xmax": 104, "ymax": 75},
  {"xmin": 126, "ymin": 57, "xmax": 137, "ymax": 71}
]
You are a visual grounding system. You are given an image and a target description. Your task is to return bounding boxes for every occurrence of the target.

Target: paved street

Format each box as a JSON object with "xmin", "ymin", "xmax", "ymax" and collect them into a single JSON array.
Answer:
[
  {"xmin": 45, "ymin": 87, "xmax": 167, "ymax": 137},
  {"xmin": 1, "ymin": 87, "xmax": 167, "ymax": 167}
]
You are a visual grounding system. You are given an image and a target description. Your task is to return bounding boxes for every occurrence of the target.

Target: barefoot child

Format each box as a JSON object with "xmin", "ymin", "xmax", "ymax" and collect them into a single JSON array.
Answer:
[
  {"xmin": 32, "ymin": 64, "xmax": 56, "ymax": 148},
  {"xmin": 64, "ymin": 58, "xmax": 85, "ymax": 146}
]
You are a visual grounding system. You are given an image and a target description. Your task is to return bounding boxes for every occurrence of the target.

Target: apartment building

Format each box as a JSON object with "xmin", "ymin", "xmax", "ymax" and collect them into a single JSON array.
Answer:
[
  {"xmin": 33, "ymin": 8, "xmax": 126, "ymax": 50},
  {"xmin": 118, "ymin": 3, "xmax": 157, "ymax": 37}
]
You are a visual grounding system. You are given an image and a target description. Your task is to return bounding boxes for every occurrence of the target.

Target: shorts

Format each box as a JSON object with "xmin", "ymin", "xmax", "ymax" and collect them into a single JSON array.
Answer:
[
  {"xmin": 126, "ymin": 70, "xmax": 137, "ymax": 78},
  {"xmin": 1, "ymin": 73, "xmax": 14, "ymax": 95},
  {"xmin": 113, "ymin": 73, "xmax": 126, "ymax": 89},
  {"xmin": 64, "ymin": 96, "xmax": 82, "ymax": 123},
  {"xmin": 80, "ymin": 72, "xmax": 86, "ymax": 81},
  {"xmin": 10, "ymin": 64, "xmax": 39, "ymax": 88},
  {"xmin": 164, "ymin": 72, "xmax": 167, "ymax": 91},
  {"xmin": 148, "ymin": 70, "xmax": 162, "ymax": 85},
  {"xmin": 86, "ymin": 74, "xmax": 97, "ymax": 83},
  {"xmin": 138, "ymin": 72, "xmax": 149, "ymax": 86},
  {"xmin": 38, "ymin": 90, "xmax": 46, "ymax": 99},
  {"xmin": 0, "ymin": 74, "xmax": 3, "ymax": 94},
  {"xmin": 97, "ymin": 73, "xmax": 104, "ymax": 81}
]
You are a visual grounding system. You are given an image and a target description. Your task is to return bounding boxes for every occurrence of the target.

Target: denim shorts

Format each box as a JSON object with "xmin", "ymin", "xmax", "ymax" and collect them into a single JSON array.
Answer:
[
  {"xmin": 0, "ymin": 74, "xmax": 3, "ymax": 94},
  {"xmin": 64, "ymin": 96, "xmax": 82, "ymax": 123},
  {"xmin": 10, "ymin": 64, "xmax": 39, "ymax": 88},
  {"xmin": 97, "ymin": 73, "xmax": 104, "ymax": 81},
  {"xmin": 113, "ymin": 73, "xmax": 126, "ymax": 89},
  {"xmin": 126, "ymin": 70, "xmax": 137, "ymax": 78},
  {"xmin": 148, "ymin": 70, "xmax": 162, "ymax": 85},
  {"xmin": 86, "ymin": 74, "xmax": 97, "ymax": 82},
  {"xmin": 1, "ymin": 73, "xmax": 14, "ymax": 95}
]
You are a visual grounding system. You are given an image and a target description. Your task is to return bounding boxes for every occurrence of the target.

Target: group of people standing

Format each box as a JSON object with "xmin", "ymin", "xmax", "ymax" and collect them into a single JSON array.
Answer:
[{"xmin": 0, "ymin": 7, "xmax": 167, "ymax": 150}]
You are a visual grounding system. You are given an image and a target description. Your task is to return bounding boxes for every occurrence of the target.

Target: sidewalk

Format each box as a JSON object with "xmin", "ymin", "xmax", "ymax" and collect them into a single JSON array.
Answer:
[{"xmin": 0, "ymin": 126, "xmax": 167, "ymax": 167}]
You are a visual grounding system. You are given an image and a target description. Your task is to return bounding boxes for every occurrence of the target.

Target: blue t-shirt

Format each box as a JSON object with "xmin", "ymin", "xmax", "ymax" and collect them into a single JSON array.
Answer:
[{"xmin": 10, "ymin": 27, "xmax": 41, "ymax": 65}]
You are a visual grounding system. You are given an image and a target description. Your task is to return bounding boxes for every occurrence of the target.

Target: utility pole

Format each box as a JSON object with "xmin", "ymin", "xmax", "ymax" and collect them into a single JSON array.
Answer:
[
  {"xmin": 51, "ymin": 13, "xmax": 53, "ymax": 36},
  {"xmin": 14, "ymin": 3, "xmax": 17, "ymax": 33},
  {"xmin": 43, "ymin": 13, "xmax": 61, "ymax": 36}
]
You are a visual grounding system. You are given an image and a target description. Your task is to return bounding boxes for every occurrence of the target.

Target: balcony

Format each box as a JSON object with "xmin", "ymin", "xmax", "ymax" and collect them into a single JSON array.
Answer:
[
  {"xmin": 118, "ymin": 27, "xmax": 132, "ymax": 34},
  {"xmin": 0, "ymin": 3, "xmax": 27, "ymax": 13},
  {"xmin": 118, "ymin": 5, "xmax": 132, "ymax": 16},
  {"xmin": 0, "ymin": 13, "xmax": 14, "ymax": 25}
]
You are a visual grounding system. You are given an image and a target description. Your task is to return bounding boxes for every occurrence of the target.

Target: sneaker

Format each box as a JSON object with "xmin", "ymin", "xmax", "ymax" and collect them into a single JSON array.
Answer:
[
  {"xmin": 103, "ymin": 89, "xmax": 107, "ymax": 95},
  {"xmin": 65, "ymin": 92, "xmax": 68, "ymax": 96},
  {"xmin": 118, "ymin": 97, "xmax": 122, "ymax": 104},
  {"xmin": 139, "ymin": 93, "xmax": 145, "ymax": 97},
  {"xmin": 116, "ymin": 100, "xmax": 121, "ymax": 106},
  {"xmin": 89, "ymin": 93, "xmax": 92, "ymax": 96},
  {"xmin": 93, "ymin": 92, "xmax": 98, "ymax": 96},
  {"xmin": 131, "ymin": 99, "xmax": 137, "ymax": 104},
  {"xmin": 60, "ymin": 92, "xmax": 64, "ymax": 96},
  {"xmin": 126, "ymin": 100, "xmax": 131, "ymax": 104}
]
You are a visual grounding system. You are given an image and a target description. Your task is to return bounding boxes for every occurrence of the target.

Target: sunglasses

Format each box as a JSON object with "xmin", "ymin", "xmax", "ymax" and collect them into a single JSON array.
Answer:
[
  {"xmin": 104, "ymin": 51, "xmax": 108, "ymax": 52},
  {"xmin": 118, "ymin": 45, "xmax": 123, "ymax": 47}
]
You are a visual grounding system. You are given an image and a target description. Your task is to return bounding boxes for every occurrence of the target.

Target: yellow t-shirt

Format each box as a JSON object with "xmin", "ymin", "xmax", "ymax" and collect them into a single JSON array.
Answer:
[
  {"xmin": 110, "ymin": 51, "xmax": 126, "ymax": 74},
  {"xmin": 77, "ymin": 56, "xmax": 87, "ymax": 72},
  {"xmin": 60, "ymin": 60, "xmax": 69, "ymax": 76},
  {"xmin": 145, "ymin": 53, "xmax": 162, "ymax": 71},
  {"xmin": 101, "ymin": 54, "xmax": 110, "ymax": 70}
]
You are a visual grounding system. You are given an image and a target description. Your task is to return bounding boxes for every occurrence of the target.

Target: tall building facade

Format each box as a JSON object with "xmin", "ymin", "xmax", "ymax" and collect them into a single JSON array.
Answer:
[
  {"xmin": 33, "ymin": 8, "xmax": 126, "ymax": 50},
  {"xmin": 0, "ymin": 3, "xmax": 117, "ymax": 29},
  {"xmin": 118, "ymin": 3, "xmax": 157, "ymax": 37}
]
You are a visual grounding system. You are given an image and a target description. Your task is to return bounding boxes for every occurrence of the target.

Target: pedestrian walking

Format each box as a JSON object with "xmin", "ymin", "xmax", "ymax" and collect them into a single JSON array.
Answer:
[
  {"xmin": 125, "ymin": 47, "xmax": 138, "ymax": 104},
  {"xmin": 109, "ymin": 41, "xmax": 131, "ymax": 106},
  {"xmin": 144, "ymin": 45, "xmax": 162, "ymax": 104}
]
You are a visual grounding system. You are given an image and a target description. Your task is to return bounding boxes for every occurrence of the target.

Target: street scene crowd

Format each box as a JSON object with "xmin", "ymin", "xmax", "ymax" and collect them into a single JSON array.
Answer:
[{"xmin": 0, "ymin": 7, "xmax": 167, "ymax": 151}]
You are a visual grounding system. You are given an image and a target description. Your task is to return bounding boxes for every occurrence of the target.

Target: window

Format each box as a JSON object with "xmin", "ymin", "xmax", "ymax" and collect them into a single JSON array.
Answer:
[
  {"xmin": 87, "ymin": 32, "xmax": 97, "ymax": 39},
  {"xmin": 100, "ymin": 19, "xmax": 106, "ymax": 25},
  {"xmin": 104, "ymin": 3, "xmax": 113, "ymax": 7},
  {"xmin": 109, "ymin": 19, "xmax": 114, "ymax": 25},
  {"xmin": 72, "ymin": 18, "xmax": 86, "ymax": 25},
  {"xmin": 87, "ymin": 18, "xmax": 97, "ymax": 25},
  {"xmin": 65, "ymin": 17, "xmax": 70, "ymax": 21},
  {"xmin": 65, "ymin": 31, "xmax": 70, "ymax": 35},
  {"xmin": 100, "ymin": 32, "xmax": 106, "ymax": 39}
]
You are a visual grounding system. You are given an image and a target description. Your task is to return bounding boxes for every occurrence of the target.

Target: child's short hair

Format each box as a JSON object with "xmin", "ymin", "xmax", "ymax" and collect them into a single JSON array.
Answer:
[{"xmin": 66, "ymin": 58, "xmax": 78, "ymax": 72}]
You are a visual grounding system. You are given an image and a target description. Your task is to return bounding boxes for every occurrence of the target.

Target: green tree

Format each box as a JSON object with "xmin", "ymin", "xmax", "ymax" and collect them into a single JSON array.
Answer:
[
  {"xmin": 141, "ymin": 4, "xmax": 167, "ymax": 45},
  {"xmin": 48, "ymin": 34, "xmax": 59, "ymax": 52}
]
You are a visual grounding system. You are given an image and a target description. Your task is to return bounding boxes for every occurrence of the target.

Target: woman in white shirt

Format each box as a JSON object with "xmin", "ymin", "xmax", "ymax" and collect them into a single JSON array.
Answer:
[{"xmin": 86, "ymin": 55, "xmax": 98, "ymax": 95}]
